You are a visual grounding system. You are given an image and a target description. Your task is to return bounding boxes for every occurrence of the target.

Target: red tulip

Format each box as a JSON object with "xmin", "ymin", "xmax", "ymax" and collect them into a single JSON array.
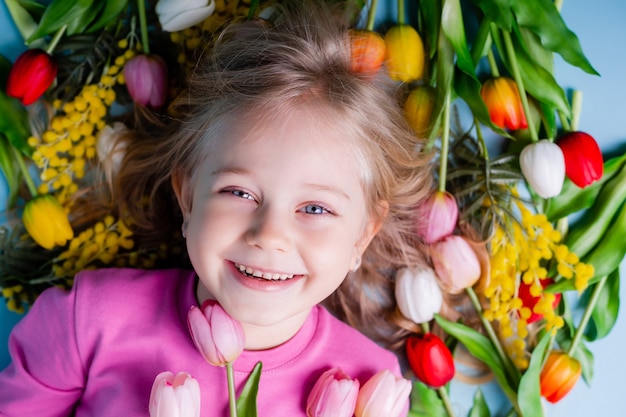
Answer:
[
  {"xmin": 480, "ymin": 77, "xmax": 528, "ymax": 130},
  {"xmin": 415, "ymin": 190, "xmax": 458, "ymax": 244},
  {"xmin": 306, "ymin": 367, "xmax": 359, "ymax": 417},
  {"xmin": 123, "ymin": 54, "xmax": 168, "ymax": 108},
  {"xmin": 6, "ymin": 48, "xmax": 57, "ymax": 105},
  {"xmin": 406, "ymin": 334, "xmax": 455, "ymax": 388},
  {"xmin": 187, "ymin": 300, "xmax": 245, "ymax": 367},
  {"xmin": 556, "ymin": 131, "xmax": 604, "ymax": 188},
  {"xmin": 540, "ymin": 351, "xmax": 581, "ymax": 403},
  {"xmin": 517, "ymin": 278, "xmax": 561, "ymax": 324}
]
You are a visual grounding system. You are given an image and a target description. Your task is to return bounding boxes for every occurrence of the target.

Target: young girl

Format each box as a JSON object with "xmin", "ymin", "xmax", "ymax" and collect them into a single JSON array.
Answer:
[{"xmin": 0, "ymin": 1, "xmax": 433, "ymax": 415}]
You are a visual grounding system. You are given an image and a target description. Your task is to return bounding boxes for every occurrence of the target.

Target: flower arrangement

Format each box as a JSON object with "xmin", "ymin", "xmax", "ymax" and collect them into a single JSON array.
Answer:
[{"xmin": 0, "ymin": 0, "xmax": 624, "ymax": 416}]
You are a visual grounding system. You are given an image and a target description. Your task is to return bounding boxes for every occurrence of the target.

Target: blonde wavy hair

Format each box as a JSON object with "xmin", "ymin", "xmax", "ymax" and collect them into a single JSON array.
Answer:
[{"xmin": 112, "ymin": 0, "xmax": 434, "ymax": 351}]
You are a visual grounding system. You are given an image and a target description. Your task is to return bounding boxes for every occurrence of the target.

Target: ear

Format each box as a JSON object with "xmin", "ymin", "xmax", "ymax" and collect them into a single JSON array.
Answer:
[
  {"xmin": 171, "ymin": 169, "xmax": 193, "ymax": 218},
  {"xmin": 356, "ymin": 200, "xmax": 389, "ymax": 255}
]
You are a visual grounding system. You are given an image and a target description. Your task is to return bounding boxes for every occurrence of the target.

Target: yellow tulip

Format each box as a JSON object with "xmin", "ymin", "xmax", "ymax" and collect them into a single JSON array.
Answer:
[
  {"xmin": 384, "ymin": 24, "xmax": 425, "ymax": 83},
  {"xmin": 404, "ymin": 85, "xmax": 436, "ymax": 137},
  {"xmin": 22, "ymin": 195, "xmax": 74, "ymax": 250}
]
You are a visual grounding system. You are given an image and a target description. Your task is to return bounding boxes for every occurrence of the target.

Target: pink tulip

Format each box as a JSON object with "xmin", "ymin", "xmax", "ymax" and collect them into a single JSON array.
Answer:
[
  {"xmin": 149, "ymin": 371, "xmax": 201, "ymax": 417},
  {"xmin": 187, "ymin": 300, "xmax": 245, "ymax": 366},
  {"xmin": 123, "ymin": 54, "xmax": 168, "ymax": 108},
  {"xmin": 415, "ymin": 190, "xmax": 458, "ymax": 243},
  {"xmin": 431, "ymin": 235, "xmax": 481, "ymax": 293},
  {"xmin": 306, "ymin": 367, "xmax": 360, "ymax": 417},
  {"xmin": 354, "ymin": 370, "xmax": 411, "ymax": 417}
]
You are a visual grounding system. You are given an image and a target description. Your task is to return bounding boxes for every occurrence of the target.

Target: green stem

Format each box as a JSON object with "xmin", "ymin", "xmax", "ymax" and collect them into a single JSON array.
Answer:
[
  {"xmin": 226, "ymin": 362, "xmax": 238, "ymax": 417},
  {"xmin": 12, "ymin": 146, "xmax": 38, "ymax": 198},
  {"xmin": 570, "ymin": 90, "xmax": 583, "ymax": 131},
  {"xmin": 568, "ymin": 275, "xmax": 608, "ymax": 356},
  {"xmin": 438, "ymin": 386, "xmax": 456, "ymax": 417},
  {"xmin": 45, "ymin": 25, "xmax": 67, "ymax": 55},
  {"xmin": 438, "ymin": 92, "xmax": 451, "ymax": 192},
  {"xmin": 466, "ymin": 287, "xmax": 521, "ymax": 383},
  {"xmin": 474, "ymin": 118, "xmax": 490, "ymax": 161},
  {"xmin": 558, "ymin": 110, "xmax": 571, "ymax": 133},
  {"xmin": 487, "ymin": 48, "xmax": 500, "ymax": 77},
  {"xmin": 365, "ymin": 0, "xmax": 378, "ymax": 31},
  {"xmin": 502, "ymin": 31, "xmax": 537, "ymax": 142},
  {"xmin": 421, "ymin": 321, "xmax": 431, "ymax": 334},
  {"xmin": 397, "ymin": 0, "xmax": 405, "ymax": 25},
  {"xmin": 137, "ymin": 0, "xmax": 150, "ymax": 54}
]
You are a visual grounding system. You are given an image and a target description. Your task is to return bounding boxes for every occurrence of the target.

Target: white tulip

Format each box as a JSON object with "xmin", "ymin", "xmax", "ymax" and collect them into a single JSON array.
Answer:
[
  {"xmin": 156, "ymin": 0, "xmax": 216, "ymax": 32},
  {"xmin": 96, "ymin": 122, "xmax": 128, "ymax": 183},
  {"xmin": 519, "ymin": 139, "xmax": 565, "ymax": 198},
  {"xmin": 395, "ymin": 267, "xmax": 443, "ymax": 324}
]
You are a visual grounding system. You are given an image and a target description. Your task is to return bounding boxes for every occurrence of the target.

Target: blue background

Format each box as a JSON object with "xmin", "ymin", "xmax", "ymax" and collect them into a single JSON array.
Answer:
[{"xmin": 1, "ymin": 1, "xmax": 625, "ymax": 415}]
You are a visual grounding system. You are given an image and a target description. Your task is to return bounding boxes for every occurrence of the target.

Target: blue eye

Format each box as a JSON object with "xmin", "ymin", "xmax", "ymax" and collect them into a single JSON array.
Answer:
[
  {"xmin": 230, "ymin": 189, "xmax": 254, "ymax": 200},
  {"xmin": 304, "ymin": 204, "xmax": 329, "ymax": 215}
]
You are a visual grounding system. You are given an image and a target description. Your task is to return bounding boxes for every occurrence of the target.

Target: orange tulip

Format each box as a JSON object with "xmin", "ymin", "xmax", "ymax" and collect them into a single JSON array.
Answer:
[
  {"xmin": 480, "ymin": 77, "xmax": 528, "ymax": 130},
  {"xmin": 349, "ymin": 29, "xmax": 386, "ymax": 75},
  {"xmin": 540, "ymin": 351, "xmax": 581, "ymax": 403}
]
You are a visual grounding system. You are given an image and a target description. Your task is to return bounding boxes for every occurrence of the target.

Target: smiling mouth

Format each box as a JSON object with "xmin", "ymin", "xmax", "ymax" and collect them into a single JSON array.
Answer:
[{"xmin": 234, "ymin": 263, "xmax": 296, "ymax": 281}]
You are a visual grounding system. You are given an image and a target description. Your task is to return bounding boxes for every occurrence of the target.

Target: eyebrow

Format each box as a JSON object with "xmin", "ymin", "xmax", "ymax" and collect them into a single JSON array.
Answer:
[{"xmin": 211, "ymin": 167, "xmax": 351, "ymax": 201}]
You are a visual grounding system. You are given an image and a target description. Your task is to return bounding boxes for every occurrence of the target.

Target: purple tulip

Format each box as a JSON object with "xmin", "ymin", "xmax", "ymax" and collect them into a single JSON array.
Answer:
[{"xmin": 123, "ymin": 54, "xmax": 168, "ymax": 109}]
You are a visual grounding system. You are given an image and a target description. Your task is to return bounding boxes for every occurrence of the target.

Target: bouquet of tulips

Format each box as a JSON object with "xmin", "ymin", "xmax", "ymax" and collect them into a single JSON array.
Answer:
[{"xmin": 0, "ymin": 0, "xmax": 624, "ymax": 416}]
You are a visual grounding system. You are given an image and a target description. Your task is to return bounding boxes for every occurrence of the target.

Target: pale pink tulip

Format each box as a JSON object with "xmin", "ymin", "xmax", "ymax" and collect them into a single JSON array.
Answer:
[
  {"xmin": 354, "ymin": 370, "xmax": 411, "ymax": 417},
  {"xmin": 395, "ymin": 267, "xmax": 443, "ymax": 324},
  {"xmin": 187, "ymin": 300, "xmax": 245, "ymax": 366},
  {"xmin": 431, "ymin": 235, "xmax": 481, "ymax": 293},
  {"xmin": 415, "ymin": 190, "xmax": 458, "ymax": 243},
  {"xmin": 306, "ymin": 367, "xmax": 360, "ymax": 417},
  {"xmin": 149, "ymin": 371, "xmax": 201, "ymax": 417}
]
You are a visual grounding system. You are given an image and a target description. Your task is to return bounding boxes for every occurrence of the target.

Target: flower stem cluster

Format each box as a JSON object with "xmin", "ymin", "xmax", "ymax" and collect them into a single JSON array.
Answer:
[
  {"xmin": 482, "ymin": 197, "xmax": 593, "ymax": 369},
  {"xmin": 27, "ymin": 43, "xmax": 136, "ymax": 204}
]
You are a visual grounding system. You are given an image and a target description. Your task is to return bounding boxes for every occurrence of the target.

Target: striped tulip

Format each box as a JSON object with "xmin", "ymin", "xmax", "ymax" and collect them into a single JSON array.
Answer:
[
  {"xmin": 540, "ymin": 351, "xmax": 581, "ymax": 403},
  {"xmin": 480, "ymin": 77, "xmax": 528, "ymax": 130}
]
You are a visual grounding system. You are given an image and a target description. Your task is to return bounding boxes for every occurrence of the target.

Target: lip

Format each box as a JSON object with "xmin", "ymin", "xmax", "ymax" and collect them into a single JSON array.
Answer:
[{"xmin": 227, "ymin": 261, "xmax": 304, "ymax": 292}]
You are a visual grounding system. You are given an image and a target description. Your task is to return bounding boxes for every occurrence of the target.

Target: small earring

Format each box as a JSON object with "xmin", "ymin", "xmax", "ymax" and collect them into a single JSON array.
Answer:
[
  {"xmin": 351, "ymin": 257, "xmax": 361, "ymax": 272},
  {"xmin": 181, "ymin": 220, "xmax": 188, "ymax": 238}
]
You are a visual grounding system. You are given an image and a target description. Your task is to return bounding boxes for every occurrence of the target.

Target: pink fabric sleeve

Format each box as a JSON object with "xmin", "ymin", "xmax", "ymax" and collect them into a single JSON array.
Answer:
[{"xmin": 0, "ymin": 285, "xmax": 85, "ymax": 416}]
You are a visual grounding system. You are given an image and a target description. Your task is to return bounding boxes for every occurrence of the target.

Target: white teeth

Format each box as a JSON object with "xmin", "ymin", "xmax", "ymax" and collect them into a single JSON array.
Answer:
[{"xmin": 236, "ymin": 263, "xmax": 294, "ymax": 281}]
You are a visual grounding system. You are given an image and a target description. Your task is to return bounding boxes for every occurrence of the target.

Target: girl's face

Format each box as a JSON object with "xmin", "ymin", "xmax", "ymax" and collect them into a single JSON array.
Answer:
[{"xmin": 175, "ymin": 105, "xmax": 382, "ymax": 349}]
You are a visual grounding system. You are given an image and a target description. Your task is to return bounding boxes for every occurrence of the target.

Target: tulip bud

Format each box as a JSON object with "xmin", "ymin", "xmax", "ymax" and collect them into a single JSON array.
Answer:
[
  {"xmin": 404, "ymin": 86, "xmax": 436, "ymax": 138},
  {"xmin": 520, "ymin": 139, "xmax": 565, "ymax": 199},
  {"xmin": 480, "ymin": 77, "xmax": 528, "ymax": 130},
  {"xmin": 395, "ymin": 267, "xmax": 443, "ymax": 324},
  {"xmin": 349, "ymin": 29, "xmax": 386, "ymax": 75},
  {"xmin": 415, "ymin": 190, "xmax": 458, "ymax": 244},
  {"xmin": 123, "ymin": 54, "xmax": 168, "ymax": 109},
  {"xmin": 556, "ymin": 131, "xmax": 604, "ymax": 188},
  {"xmin": 187, "ymin": 300, "xmax": 245, "ymax": 367},
  {"xmin": 6, "ymin": 49, "xmax": 58, "ymax": 106},
  {"xmin": 540, "ymin": 351, "xmax": 581, "ymax": 403},
  {"xmin": 156, "ymin": 0, "xmax": 216, "ymax": 32},
  {"xmin": 306, "ymin": 367, "xmax": 360, "ymax": 417},
  {"xmin": 22, "ymin": 194, "xmax": 74, "ymax": 250},
  {"xmin": 354, "ymin": 370, "xmax": 411, "ymax": 417},
  {"xmin": 518, "ymin": 278, "xmax": 561, "ymax": 324},
  {"xmin": 149, "ymin": 371, "xmax": 201, "ymax": 417},
  {"xmin": 406, "ymin": 333, "xmax": 455, "ymax": 388},
  {"xmin": 431, "ymin": 235, "xmax": 481, "ymax": 293},
  {"xmin": 384, "ymin": 25, "xmax": 425, "ymax": 83}
]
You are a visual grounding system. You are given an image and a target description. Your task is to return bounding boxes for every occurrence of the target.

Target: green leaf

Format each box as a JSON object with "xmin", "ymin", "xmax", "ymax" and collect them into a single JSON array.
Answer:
[
  {"xmin": 517, "ymin": 332, "xmax": 550, "ymax": 417},
  {"xmin": 468, "ymin": 387, "xmax": 491, "ymax": 417},
  {"xmin": 441, "ymin": 0, "xmax": 476, "ymax": 77},
  {"xmin": 236, "ymin": 361, "xmax": 262, "ymax": 417},
  {"xmin": 545, "ymin": 272, "xmax": 607, "ymax": 294},
  {"xmin": 87, "ymin": 0, "xmax": 130, "ymax": 33},
  {"xmin": 587, "ymin": 268, "xmax": 620, "ymax": 340},
  {"xmin": 572, "ymin": 340, "xmax": 594, "ymax": 385},
  {"xmin": 418, "ymin": 0, "xmax": 441, "ymax": 60},
  {"xmin": 27, "ymin": 0, "xmax": 103, "ymax": 42},
  {"xmin": 4, "ymin": 0, "xmax": 43, "ymax": 44},
  {"xmin": 510, "ymin": 0, "xmax": 598, "ymax": 75},
  {"xmin": 434, "ymin": 315, "xmax": 518, "ymax": 401},
  {"xmin": 0, "ymin": 133, "xmax": 20, "ymax": 210},
  {"xmin": 469, "ymin": 0, "xmax": 513, "ymax": 31},
  {"xmin": 408, "ymin": 380, "xmax": 448, "ymax": 417}
]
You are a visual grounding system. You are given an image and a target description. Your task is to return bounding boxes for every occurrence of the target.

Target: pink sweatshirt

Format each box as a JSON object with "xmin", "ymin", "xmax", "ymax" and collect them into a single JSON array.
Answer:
[{"xmin": 0, "ymin": 268, "xmax": 406, "ymax": 416}]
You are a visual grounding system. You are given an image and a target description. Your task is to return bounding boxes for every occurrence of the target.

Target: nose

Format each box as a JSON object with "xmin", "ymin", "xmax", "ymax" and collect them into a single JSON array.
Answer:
[{"xmin": 244, "ymin": 206, "xmax": 293, "ymax": 252}]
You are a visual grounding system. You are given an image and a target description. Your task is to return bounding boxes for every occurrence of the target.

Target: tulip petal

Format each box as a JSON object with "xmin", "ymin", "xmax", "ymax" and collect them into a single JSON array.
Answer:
[{"xmin": 159, "ymin": 5, "xmax": 216, "ymax": 32}]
